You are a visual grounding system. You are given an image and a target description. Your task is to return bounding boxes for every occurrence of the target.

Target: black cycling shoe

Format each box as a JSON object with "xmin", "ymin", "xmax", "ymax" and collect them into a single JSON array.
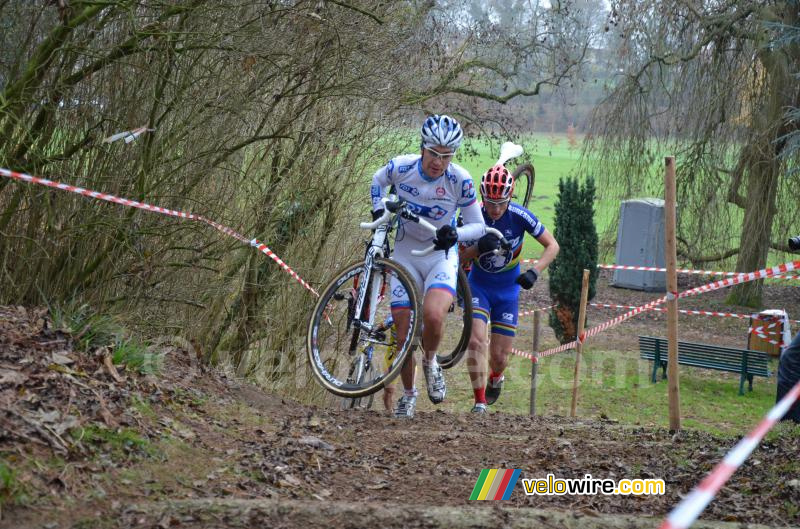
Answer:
[{"xmin": 485, "ymin": 375, "xmax": 504, "ymax": 405}]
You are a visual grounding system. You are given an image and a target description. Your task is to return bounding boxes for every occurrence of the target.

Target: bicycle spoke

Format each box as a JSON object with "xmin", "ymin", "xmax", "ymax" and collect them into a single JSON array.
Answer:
[{"xmin": 309, "ymin": 262, "xmax": 406, "ymax": 395}]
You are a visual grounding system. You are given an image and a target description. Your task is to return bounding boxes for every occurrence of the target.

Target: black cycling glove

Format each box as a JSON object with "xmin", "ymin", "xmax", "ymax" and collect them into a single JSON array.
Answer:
[
  {"xmin": 477, "ymin": 232, "xmax": 502, "ymax": 254},
  {"xmin": 516, "ymin": 268, "xmax": 539, "ymax": 290},
  {"xmin": 433, "ymin": 225, "xmax": 459, "ymax": 252},
  {"xmin": 372, "ymin": 209, "xmax": 385, "ymax": 221}
]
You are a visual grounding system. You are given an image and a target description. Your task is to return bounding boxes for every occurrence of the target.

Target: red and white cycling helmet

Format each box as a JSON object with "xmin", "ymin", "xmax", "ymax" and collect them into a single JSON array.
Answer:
[{"xmin": 480, "ymin": 164, "xmax": 514, "ymax": 201}]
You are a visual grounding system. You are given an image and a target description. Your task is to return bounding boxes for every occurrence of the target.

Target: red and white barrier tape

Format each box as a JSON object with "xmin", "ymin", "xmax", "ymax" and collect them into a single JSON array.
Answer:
[
  {"xmin": 659, "ymin": 379, "xmax": 800, "ymax": 529},
  {"xmin": 747, "ymin": 325, "xmax": 784, "ymax": 346},
  {"xmin": 0, "ymin": 167, "xmax": 320, "ymax": 297},
  {"xmin": 597, "ymin": 263, "xmax": 800, "ymax": 280},
  {"xmin": 750, "ymin": 336, "xmax": 783, "ymax": 346},
  {"xmin": 748, "ymin": 320, "xmax": 781, "ymax": 334},
  {"xmin": 519, "ymin": 304, "xmax": 556, "ymax": 317},
  {"xmin": 585, "ymin": 261, "xmax": 800, "ymax": 340},
  {"xmin": 520, "ymin": 259, "xmax": 800, "ymax": 280},
  {"xmin": 512, "ymin": 261, "xmax": 800, "ymax": 362},
  {"xmin": 591, "ymin": 303, "xmax": 800, "ymax": 325},
  {"xmin": 511, "ymin": 347, "xmax": 537, "ymax": 362},
  {"xmin": 592, "ymin": 303, "xmax": 750, "ymax": 320}
]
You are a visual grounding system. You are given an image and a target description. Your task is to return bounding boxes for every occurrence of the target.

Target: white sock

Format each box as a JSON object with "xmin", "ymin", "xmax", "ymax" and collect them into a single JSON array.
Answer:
[{"xmin": 422, "ymin": 355, "xmax": 436, "ymax": 367}]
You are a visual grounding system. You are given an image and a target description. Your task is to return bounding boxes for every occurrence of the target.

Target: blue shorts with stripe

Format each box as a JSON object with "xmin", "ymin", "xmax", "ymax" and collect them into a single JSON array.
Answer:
[{"xmin": 468, "ymin": 279, "xmax": 520, "ymax": 336}]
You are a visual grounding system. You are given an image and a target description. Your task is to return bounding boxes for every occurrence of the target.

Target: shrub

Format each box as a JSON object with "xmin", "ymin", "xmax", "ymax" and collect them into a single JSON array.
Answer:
[{"xmin": 548, "ymin": 176, "xmax": 599, "ymax": 343}]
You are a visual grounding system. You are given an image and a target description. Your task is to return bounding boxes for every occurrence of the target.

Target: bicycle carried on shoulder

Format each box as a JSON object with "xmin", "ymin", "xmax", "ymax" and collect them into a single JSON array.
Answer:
[
  {"xmin": 492, "ymin": 141, "xmax": 535, "ymax": 209},
  {"xmin": 307, "ymin": 197, "xmax": 473, "ymax": 399},
  {"xmin": 512, "ymin": 163, "xmax": 535, "ymax": 209},
  {"xmin": 307, "ymin": 196, "xmax": 509, "ymax": 401}
]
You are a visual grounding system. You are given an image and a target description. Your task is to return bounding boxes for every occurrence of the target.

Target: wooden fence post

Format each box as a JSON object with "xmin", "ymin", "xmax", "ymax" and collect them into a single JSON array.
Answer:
[
  {"xmin": 530, "ymin": 310, "xmax": 541, "ymax": 416},
  {"xmin": 665, "ymin": 156, "xmax": 681, "ymax": 431},
  {"xmin": 570, "ymin": 269, "xmax": 590, "ymax": 417}
]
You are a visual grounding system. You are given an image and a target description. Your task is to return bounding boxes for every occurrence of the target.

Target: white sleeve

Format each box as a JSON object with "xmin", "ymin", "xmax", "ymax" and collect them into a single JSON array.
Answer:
[
  {"xmin": 370, "ymin": 160, "xmax": 395, "ymax": 211},
  {"xmin": 456, "ymin": 200, "xmax": 485, "ymax": 241}
]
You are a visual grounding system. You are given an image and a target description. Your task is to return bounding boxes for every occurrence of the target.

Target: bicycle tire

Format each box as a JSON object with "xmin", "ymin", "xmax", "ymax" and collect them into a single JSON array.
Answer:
[
  {"xmin": 341, "ymin": 362, "xmax": 377, "ymax": 410},
  {"xmin": 307, "ymin": 258, "xmax": 421, "ymax": 398},
  {"xmin": 512, "ymin": 163, "xmax": 535, "ymax": 209},
  {"xmin": 437, "ymin": 267, "xmax": 473, "ymax": 370}
]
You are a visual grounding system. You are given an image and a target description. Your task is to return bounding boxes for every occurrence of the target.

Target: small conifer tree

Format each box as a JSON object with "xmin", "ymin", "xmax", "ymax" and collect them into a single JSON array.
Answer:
[{"xmin": 548, "ymin": 176, "xmax": 599, "ymax": 343}]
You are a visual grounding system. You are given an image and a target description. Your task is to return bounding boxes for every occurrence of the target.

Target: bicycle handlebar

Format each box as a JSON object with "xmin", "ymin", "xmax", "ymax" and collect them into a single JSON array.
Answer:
[
  {"xmin": 410, "ymin": 226, "xmax": 509, "ymax": 257},
  {"xmin": 360, "ymin": 197, "xmax": 509, "ymax": 258},
  {"xmin": 485, "ymin": 227, "xmax": 508, "ymax": 249},
  {"xmin": 359, "ymin": 209, "xmax": 391, "ymax": 230}
]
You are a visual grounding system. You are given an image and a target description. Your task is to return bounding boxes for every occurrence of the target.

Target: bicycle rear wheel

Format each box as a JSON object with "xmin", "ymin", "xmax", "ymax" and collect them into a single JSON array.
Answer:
[
  {"xmin": 437, "ymin": 267, "xmax": 473, "ymax": 369},
  {"xmin": 512, "ymin": 163, "xmax": 535, "ymax": 209},
  {"xmin": 307, "ymin": 258, "xmax": 420, "ymax": 398}
]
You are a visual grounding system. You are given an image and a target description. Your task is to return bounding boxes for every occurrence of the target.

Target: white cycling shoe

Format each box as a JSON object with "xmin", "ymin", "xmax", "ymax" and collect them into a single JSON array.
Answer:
[
  {"xmin": 394, "ymin": 394, "xmax": 417, "ymax": 418},
  {"xmin": 422, "ymin": 357, "xmax": 446, "ymax": 404}
]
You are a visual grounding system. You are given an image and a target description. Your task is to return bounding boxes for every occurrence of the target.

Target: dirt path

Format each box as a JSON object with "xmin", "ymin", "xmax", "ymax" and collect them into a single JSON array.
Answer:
[{"xmin": 2, "ymin": 283, "xmax": 799, "ymax": 529}]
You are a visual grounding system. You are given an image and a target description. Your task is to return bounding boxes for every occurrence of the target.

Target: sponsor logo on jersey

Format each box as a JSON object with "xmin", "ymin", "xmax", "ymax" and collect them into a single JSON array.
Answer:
[
  {"xmin": 436, "ymin": 186, "xmax": 446, "ymax": 197},
  {"xmin": 447, "ymin": 171, "xmax": 457, "ymax": 184},
  {"xmin": 392, "ymin": 285, "xmax": 407, "ymax": 298},
  {"xmin": 509, "ymin": 204, "xmax": 543, "ymax": 235},
  {"xmin": 461, "ymin": 179, "xmax": 476, "ymax": 200},
  {"xmin": 399, "ymin": 183, "xmax": 420, "ymax": 197},
  {"xmin": 478, "ymin": 251, "xmax": 512, "ymax": 272},
  {"xmin": 405, "ymin": 201, "xmax": 447, "ymax": 221},
  {"xmin": 370, "ymin": 184, "xmax": 381, "ymax": 200},
  {"xmin": 398, "ymin": 163, "xmax": 415, "ymax": 174},
  {"xmin": 434, "ymin": 272, "xmax": 450, "ymax": 281},
  {"xmin": 502, "ymin": 312, "xmax": 514, "ymax": 321},
  {"xmin": 472, "ymin": 297, "xmax": 480, "ymax": 305}
]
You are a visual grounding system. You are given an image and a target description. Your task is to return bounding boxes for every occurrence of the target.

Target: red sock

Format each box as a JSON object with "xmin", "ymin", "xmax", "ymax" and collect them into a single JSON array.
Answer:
[
  {"xmin": 489, "ymin": 370, "xmax": 503, "ymax": 383},
  {"xmin": 474, "ymin": 386, "xmax": 487, "ymax": 404}
]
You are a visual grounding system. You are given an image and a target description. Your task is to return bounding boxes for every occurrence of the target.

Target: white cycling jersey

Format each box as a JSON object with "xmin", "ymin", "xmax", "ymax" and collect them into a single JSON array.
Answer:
[
  {"xmin": 370, "ymin": 154, "xmax": 485, "ymax": 245},
  {"xmin": 370, "ymin": 154, "xmax": 485, "ymax": 304}
]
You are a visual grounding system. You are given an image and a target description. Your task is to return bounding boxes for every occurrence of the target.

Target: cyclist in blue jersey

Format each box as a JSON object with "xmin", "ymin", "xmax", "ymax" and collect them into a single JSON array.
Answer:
[
  {"xmin": 370, "ymin": 115, "xmax": 486, "ymax": 418},
  {"xmin": 460, "ymin": 164, "xmax": 560, "ymax": 413}
]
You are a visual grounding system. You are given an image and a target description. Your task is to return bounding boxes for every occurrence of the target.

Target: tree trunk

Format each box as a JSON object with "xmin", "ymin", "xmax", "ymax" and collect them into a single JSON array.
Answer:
[
  {"xmin": 727, "ymin": 149, "xmax": 779, "ymax": 307},
  {"xmin": 727, "ymin": 25, "xmax": 796, "ymax": 307}
]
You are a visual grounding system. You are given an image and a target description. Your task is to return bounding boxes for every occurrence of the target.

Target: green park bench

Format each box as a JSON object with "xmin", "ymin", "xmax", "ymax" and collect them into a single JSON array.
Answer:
[{"xmin": 638, "ymin": 335, "xmax": 772, "ymax": 396}]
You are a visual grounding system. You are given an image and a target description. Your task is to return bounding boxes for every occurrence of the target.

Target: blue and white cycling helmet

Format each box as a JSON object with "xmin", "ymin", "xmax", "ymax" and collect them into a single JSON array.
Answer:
[{"xmin": 420, "ymin": 114, "xmax": 463, "ymax": 151}]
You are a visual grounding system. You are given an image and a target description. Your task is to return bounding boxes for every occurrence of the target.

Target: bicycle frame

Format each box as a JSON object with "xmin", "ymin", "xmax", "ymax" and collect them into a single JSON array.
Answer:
[{"xmin": 350, "ymin": 213, "xmax": 392, "ymax": 338}]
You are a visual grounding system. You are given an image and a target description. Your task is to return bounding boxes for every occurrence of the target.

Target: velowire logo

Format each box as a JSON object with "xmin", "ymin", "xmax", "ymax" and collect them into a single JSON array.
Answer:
[{"xmin": 469, "ymin": 469, "xmax": 521, "ymax": 500}]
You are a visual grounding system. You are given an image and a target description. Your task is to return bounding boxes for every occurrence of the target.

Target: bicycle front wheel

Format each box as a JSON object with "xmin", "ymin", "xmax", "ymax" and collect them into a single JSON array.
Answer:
[
  {"xmin": 307, "ymin": 258, "xmax": 421, "ymax": 398},
  {"xmin": 340, "ymin": 356, "xmax": 376, "ymax": 410},
  {"xmin": 437, "ymin": 267, "xmax": 473, "ymax": 370},
  {"xmin": 512, "ymin": 163, "xmax": 535, "ymax": 209}
]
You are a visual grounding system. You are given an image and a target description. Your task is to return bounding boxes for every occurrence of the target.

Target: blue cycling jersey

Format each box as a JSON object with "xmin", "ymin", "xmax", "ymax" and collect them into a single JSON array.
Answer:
[{"xmin": 468, "ymin": 202, "xmax": 545, "ymax": 287}]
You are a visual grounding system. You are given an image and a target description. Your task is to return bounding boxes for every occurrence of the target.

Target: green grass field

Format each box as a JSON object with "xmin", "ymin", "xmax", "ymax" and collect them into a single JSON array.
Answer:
[
  {"xmin": 457, "ymin": 134, "xmax": 579, "ymax": 231},
  {"xmin": 415, "ymin": 349, "xmax": 781, "ymax": 437},
  {"xmin": 373, "ymin": 132, "xmax": 795, "ymax": 272}
]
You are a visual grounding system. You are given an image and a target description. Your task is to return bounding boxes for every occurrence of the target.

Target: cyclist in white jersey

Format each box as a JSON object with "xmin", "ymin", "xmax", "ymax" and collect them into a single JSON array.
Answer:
[{"xmin": 370, "ymin": 115, "xmax": 485, "ymax": 418}]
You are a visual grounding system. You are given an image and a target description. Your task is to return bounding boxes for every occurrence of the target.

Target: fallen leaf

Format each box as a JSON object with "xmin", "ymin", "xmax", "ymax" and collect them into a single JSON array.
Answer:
[
  {"xmin": 103, "ymin": 355, "xmax": 124, "ymax": 383},
  {"xmin": 51, "ymin": 351, "xmax": 75, "ymax": 365},
  {"xmin": 298, "ymin": 436, "xmax": 335, "ymax": 450},
  {"xmin": 39, "ymin": 410, "xmax": 61, "ymax": 423},
  {"xmin": 278, "ymin": 474, "xmax": 302, "ymax": 488},
  {"xmin": 0, "ymin": 369, "xmax": 27, "ymax": 386}
]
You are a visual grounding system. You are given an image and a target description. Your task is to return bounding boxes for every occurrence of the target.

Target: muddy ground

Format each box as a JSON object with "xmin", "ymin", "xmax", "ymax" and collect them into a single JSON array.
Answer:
[{"xmin": 1, "ymin": 272, "xmax": 799, "ymax": 529}]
